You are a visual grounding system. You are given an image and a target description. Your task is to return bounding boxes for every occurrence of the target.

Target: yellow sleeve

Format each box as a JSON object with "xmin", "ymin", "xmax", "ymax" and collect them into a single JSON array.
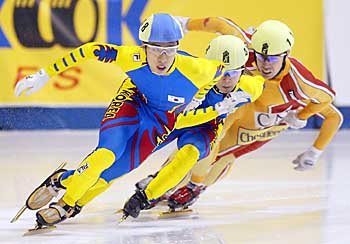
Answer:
[
  {"xmin": 175, "ymin": 106, "xmax": 219, "ymax": 129},
  {"xmin": 44, "ymin": 42, "xmax": 146, "ymax": 77},
  {"xmin": 288, "ymin": 59, "xmax": 335, "ymax": 120},
  {"xmin": 175, "ymin": 75, "xmax": 264, "ymax": 129},
  {"xmin": 176, "ymin": 54, "xmax": 224, "ymax": 100},
  {"xmin": 236, "ymin": 75, "xmax": 265, "ymax": 102},
  {"xmin": 298, "ymin": 102, "xmax": 331, "ymax": 120},
  {"xmin": 194, "ymin": 65, "xmax": 224, "ymax": 100},
  {"xmin": 187, "ymin": 17, "xmax": 251, "ymax": 43},
  {"xmin": 312, "ymin": 105, "xmax": 343, "ymax": 150},
  {"xmin": 296, "ymin": 85, "xmax": 334, "ymax": 120},
  {"xmin": 286, "ymin": 59, "xmax": 342, "ymax": 150}
]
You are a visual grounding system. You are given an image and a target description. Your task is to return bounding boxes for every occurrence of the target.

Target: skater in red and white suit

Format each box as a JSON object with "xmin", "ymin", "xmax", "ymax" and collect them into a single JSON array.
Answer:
[{"xmin": 162, "ymin": 17, "xmax": 344, "ymax": 209}]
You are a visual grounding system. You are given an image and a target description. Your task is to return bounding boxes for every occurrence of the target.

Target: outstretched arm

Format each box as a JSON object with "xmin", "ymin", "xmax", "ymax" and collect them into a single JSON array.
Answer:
[
  {"xmin": 176, "ymin": 16, "xmax": 252, "ymax": 43},
  {"xmin": 175, "ymin": 75, "xmax": 264, "ymax": 129},
  {"xmin": 284, "ymin": 58, "xmax": 343, "ymax": 170},
  {"xmin": 14, "ymin": 43, "xmax": 144, "ymax": 96}
]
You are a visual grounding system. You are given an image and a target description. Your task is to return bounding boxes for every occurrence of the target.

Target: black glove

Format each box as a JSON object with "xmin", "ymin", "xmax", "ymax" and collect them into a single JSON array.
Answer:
[{"xmin": 123, "ymin": 190, "xmax": 150, "ymax": 218}]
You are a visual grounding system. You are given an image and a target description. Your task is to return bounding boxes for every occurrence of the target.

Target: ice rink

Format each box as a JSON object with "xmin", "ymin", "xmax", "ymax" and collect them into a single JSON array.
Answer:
[{"xmin": 0, "ymin": 130, "xmax": 349, "ymax": 244}]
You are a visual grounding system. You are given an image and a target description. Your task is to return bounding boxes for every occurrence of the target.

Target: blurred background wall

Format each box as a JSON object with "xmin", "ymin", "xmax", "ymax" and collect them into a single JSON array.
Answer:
[{"xmin": 0, "ymin": 0, "xmax": 348, "ymax": 129}]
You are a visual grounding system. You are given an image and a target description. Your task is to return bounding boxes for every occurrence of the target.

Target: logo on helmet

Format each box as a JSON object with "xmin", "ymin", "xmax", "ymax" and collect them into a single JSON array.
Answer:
[
  {"xmin": 222, "ymin": 50, "xmax": 230, "ymax": 64},
  {"xmin": 140, "ymin": 22, "xmax": 149, "ymax": 32},
  {"xmin": 205, "ymin": 45, "xmax": 210, "ymax": 54},
  {"xmin": 244, "ymin": 47, "xmax": 248, "ymax": 56},
  {"xmin": 262, "ymin": 43, "xmax": 269, "ymax": 55}
]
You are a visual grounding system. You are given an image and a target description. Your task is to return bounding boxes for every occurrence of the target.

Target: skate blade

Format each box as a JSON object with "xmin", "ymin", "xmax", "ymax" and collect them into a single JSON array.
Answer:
[
  {"xmin": 114, "ymin": 209, "xmax": 129, "ymax": 224},
  {"xmin": 157, "ymin": 201, "xmax": 169, "ymax": 206},
  {"xmin": 11, "ymin": 162, "xmax": 67, "ymax": 223},
  {"xmin": 114, "ymin": 208, "xmax": 123, "ymax": 214},
  {"xmin": 23, "ymin": 225, "xmax": 56, "ymax": 236},
  {"xmin": 10, "ymin": 205, "xmax": 27, "ymax": 223},
  {"xmin": 159, "ymin": 208, "xmax": 193, "ymax": 218},
  {"xmin": 118, "ymin": 214, "xmax": 128, "ymax": 224}
]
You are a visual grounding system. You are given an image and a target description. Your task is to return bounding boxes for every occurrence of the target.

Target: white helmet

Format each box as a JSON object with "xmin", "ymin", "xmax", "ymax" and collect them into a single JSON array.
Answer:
[
  {"xmin": 251, "ymin": 20, "xmax": 294, "ymax": 55},
  {"xmin": 205, "ymin": 35, "xmax": 249, "ymax": 70}
]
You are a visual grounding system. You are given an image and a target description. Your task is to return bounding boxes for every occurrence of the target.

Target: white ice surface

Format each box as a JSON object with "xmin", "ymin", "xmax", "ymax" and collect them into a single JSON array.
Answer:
[{"xmin": 0, "ymin": 130, "xmax": 349, "ymax": 244}]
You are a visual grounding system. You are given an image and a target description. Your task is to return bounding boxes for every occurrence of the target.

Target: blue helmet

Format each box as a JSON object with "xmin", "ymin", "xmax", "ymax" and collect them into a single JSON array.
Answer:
[{"xmin": 139, "ymin": 13, "xmax": 184, "ymax": 43}]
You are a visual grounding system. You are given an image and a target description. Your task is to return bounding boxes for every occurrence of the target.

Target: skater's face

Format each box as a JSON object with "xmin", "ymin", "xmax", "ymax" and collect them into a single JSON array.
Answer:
[
  {"xmin": 145, "ymin": 41, "xmax": 178, "ymax": 75},
  {"xmin": 255, "ymin": 51, "xmax": 287, "ymax": 79},
  {"xmin": 216, "ymin": 68, "xmax": 244, "ymax": 93}
]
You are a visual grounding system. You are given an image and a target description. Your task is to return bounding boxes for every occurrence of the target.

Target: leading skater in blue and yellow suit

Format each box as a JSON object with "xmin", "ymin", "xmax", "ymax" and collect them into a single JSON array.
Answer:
[
  {"xmin": 121, "ymin": 35, "xmax": 264, "ymax": 218},
  {"xmin": 14, "ymin": 13, "xmax": 229, "ymax": 226}
]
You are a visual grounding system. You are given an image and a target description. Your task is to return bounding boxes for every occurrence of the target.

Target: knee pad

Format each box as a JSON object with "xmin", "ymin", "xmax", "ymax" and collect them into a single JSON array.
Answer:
[{"xmin": 62, "ymin": 148, "xmax": 115, "ymax": 206}]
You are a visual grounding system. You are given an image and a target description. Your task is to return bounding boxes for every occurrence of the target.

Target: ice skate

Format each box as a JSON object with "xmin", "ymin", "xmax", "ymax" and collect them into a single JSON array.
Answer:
[
  {"xmin": 167, "ymin": 182, "xmax": 206, "ymax": 210},
  {"xmin": 35, "ymin": 199, "xmax": 82, "ymax": 227},
  {"xmin": 135, "ymin": 174, "xmax": 171, "ymax": 210},
  {"xmin": 11, "ymin": 162, "xmax": 67, "ymax": 223},
  {"xmin": 23, "ymin": 222, "xmax": 56, "ymax": 236}
]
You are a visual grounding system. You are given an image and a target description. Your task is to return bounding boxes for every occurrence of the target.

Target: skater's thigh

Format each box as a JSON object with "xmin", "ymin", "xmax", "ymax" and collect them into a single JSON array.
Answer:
[
  {"xmin": 98, "ymin": 97, "xmax": 141, "ymax": 159},
  {"xmin": 99, "ymin": 124, "xmax": 159, "ymax": 183}
]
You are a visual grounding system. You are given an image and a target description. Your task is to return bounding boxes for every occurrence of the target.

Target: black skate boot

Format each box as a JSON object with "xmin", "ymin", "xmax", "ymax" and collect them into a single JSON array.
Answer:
[
  {"xmin": 122, "ymin": 189, "xmax": 151, "ymax": 219},
  {"xmin": 135, "ymin": 174, "xmax": 162, "ymax": 209},
  {"xmin": 135, "ymin": 173, "xmax": 172, "ymax": 209}
]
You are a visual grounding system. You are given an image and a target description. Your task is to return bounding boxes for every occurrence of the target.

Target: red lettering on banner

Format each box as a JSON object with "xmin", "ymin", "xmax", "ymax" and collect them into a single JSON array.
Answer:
[
  {"xmin": 15, "ymin": 66, "xmax": 81, "ymax": 91},
  {"xmin": 54, "ymin": 67, "xmax": 81, "ymax": 90}
]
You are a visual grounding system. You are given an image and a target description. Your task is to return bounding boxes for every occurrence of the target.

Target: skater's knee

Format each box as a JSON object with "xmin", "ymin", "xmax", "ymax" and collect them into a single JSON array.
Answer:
[
  {"xmin": 60, "ymin": 170, "xmax": 75, "ymax": 188},
  {"xmin": 181, "ymin": 144, "xmax": 200, "ymax": 160},
  {"xmin": 176, "ymin": 144, "xmax": 201, "ymax": 168},
  {"xmin": 76, "ymin": 178, "xmax": 110, "ymax": 206},
  {"xmin": 182, "ymin": 141, "xmax": 210, "ymax": 160},
  {"xmin": 196, "ymin": 144, "xmax": 211, "ymax": 161}
]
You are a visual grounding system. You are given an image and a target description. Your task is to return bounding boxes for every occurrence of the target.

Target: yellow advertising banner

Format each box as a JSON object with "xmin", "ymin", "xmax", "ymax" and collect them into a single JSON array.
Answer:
[{"xmin": 0, "ymin": 0, "xmax": 324, "ymax": 106}]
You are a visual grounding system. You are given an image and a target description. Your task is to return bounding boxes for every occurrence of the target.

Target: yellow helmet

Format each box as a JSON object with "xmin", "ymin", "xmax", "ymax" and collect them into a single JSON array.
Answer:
[
  {"xmin": 251, "ymin": 20, "xmax": 294, "ymax": 55},
  {"xmin": 205, "ymin": 35, "xmax": 249, "ymax": 70}
]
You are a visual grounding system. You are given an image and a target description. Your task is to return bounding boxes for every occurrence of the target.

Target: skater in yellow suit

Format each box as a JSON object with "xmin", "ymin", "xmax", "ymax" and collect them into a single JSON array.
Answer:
[{"xmin": 121, "ymin": 35, "xmax": 265, "ymax": 218}]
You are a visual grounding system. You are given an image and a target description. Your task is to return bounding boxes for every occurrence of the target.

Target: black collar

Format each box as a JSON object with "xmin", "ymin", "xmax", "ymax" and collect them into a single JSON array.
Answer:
[{"xmin": 213, "ymin": 85, "xmax": 236, "ymax": 96}]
